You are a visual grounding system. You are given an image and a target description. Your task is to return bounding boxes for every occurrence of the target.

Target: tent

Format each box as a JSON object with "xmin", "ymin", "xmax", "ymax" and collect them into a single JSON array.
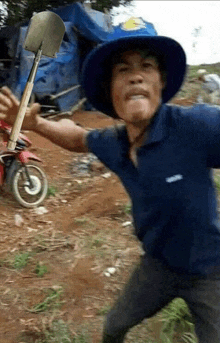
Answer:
[{"xmin": 0, "ymin": 2, "xmax": 111, "ymax": 113}]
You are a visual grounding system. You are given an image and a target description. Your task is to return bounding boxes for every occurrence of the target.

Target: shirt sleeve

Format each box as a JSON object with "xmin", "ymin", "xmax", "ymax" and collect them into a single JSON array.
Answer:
[
  {"xmin": 205, "ymin": 106, "xmax": 220, "ymax": 168},
  {"xmin": 185, "ymin": 104, "xmax": 220, "ymax": 168},
  {"xmin": 86, "ymin": 126, "xmax": 126, "ymax": 172}
]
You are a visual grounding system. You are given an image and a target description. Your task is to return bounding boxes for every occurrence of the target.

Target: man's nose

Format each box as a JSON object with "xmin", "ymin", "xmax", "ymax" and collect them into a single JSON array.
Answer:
[{"xmin": 128, "ymin": 71, "xmax": 144, "ymax": 84}]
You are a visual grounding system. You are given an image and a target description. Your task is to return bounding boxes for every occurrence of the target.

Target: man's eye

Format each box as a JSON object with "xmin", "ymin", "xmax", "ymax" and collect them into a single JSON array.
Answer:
[
  {"xmin": 118, "ymin": 66, "xmax": 128, "ymax": 72},
  {"xmin": 143, "ymin": 62, "xmax": 153, "ymax": 69}
]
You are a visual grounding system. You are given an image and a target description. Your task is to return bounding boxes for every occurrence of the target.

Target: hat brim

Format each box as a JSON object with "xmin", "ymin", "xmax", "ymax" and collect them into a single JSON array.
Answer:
[{"xmin": 81, "ymin": 35, "xmax": 186, "ymax": 117}]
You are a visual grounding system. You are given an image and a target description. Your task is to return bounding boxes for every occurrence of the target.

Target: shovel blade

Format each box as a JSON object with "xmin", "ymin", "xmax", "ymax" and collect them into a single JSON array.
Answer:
[{"xmin": 23, "ymin": 11, "xmax": 65, "ymax": 58}]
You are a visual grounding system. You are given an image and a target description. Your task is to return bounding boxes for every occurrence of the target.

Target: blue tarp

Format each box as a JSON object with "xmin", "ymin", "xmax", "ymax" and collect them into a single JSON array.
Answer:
[{"xmin": 11, "ymin": 2, "xmax": 111, "ymax": 112}]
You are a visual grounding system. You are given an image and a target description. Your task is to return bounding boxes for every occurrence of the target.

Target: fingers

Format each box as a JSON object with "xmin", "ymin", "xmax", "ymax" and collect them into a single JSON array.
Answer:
[
  {"xmin": 30, "ymin": 102, "xmax": 41, "ymax": 115},
  {"xmin": 0, "ymin": 114, "xmax": 7, "ymax": 123},
  {"xmin": 0, "ymin": 103, "xmax": 10, "ymax": 113},
  {"xmin": 0, "ymin": 86, "xmax": 20, "ymax": 108}
]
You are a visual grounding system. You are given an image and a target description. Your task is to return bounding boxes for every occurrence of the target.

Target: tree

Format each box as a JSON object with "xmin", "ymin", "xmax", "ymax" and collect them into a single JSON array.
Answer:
[{"xmin": 2, "ymin": 0, "xmax": 132, "ymax": 26}]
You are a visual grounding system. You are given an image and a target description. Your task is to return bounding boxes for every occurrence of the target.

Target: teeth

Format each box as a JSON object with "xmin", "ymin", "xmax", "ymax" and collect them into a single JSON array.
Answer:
[{"xmin": 130, "ymin": 95, "xmax": 145, "ymax": 100}]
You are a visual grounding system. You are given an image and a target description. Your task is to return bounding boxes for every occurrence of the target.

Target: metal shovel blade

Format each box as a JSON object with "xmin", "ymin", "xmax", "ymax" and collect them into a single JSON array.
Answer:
[
  {"xmin": 24, "ymin": 11, "xmax": 65, "ymax": 58},
  {"xmin": 7, "ymin": 11, "xmax": 65, "ymax": 151}
]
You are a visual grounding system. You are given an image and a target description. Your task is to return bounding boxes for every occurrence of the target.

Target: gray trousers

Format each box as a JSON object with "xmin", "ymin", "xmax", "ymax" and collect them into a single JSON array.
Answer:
[{"xmin": 102, "ymin": 255, "xmax": 220, "ymax": 343}]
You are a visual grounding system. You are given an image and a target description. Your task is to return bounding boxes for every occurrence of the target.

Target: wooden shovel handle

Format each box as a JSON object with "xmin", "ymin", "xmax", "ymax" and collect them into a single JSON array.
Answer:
[{"xmin": 7, "ymin": 82, "xmax": 33, "ymax": 150}]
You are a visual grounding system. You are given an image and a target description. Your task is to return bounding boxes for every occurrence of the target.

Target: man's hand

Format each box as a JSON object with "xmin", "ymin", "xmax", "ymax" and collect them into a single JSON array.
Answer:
[{"xmin": 0, "ymin": 86, "xmax": 41, "ymax": 130}]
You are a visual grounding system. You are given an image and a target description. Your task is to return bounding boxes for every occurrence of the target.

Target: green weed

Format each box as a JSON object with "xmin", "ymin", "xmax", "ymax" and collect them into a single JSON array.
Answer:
[
  {"xmin": 28, "ymin": 288, "xmax": 62, "ymax": 313},
  {"xmin": 38, "ymin": 323, "xmax": 90, "ymax": 343},
  {"xmin": 72, "ymin": 328, "xmax": 90, "ymax": 343},
  {"xmin": 123, "ymin": 201, "xmax": 132, "ymax": 215},
  {"xmin": 13, "ymin": 252, "xmax": 30, "ymax": 269},
  {"xmin": 84, "ymin": 234, "xmax": 106, "ymax": 259},
  {"xmin": 20, "ymin": 320, "xmax": 77, "ymax": 343},
  {"xmin": 159, "ymin": 298, "xmax": 197, "ymax": 343},
  {"xmin": 43, "ymin": 320, "xmax": 74, "ymax": 343},
  {"xmin": 90, "ymin": 235, "xmax": 105, "ymax": 248},
  {"xmin": 47, "ymin": 185, "xmax": 58, "ymax": 197},
  {"xmin": 35, "ymin": 262, "xmax": 48, "ymax": 277},
  {"xmin": 214, "ymin": 173, "xmax": 220, "ymax": 192}
]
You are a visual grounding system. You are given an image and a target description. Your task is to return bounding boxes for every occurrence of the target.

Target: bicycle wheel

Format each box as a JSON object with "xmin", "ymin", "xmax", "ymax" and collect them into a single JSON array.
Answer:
[{"xmin": 12, "ymin": 161, "xmax": 48, "ymax": 208}]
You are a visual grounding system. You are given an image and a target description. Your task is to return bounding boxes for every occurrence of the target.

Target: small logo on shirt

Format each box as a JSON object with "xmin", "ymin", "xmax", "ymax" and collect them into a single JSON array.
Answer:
[{"xmin": 166, "ymin": 174, "xmax": 183, "ymax": 183}]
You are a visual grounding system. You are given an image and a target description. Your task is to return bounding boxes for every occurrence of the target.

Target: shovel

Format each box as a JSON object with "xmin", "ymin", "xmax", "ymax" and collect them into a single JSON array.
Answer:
[{"xmin": 7, "ymin": 11, "xmax": 65, "ymax": 150}]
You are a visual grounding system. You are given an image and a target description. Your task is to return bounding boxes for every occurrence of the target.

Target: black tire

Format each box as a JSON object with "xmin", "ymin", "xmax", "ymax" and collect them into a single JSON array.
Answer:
[{"xmin": 11, "ymin": 161, "xmax": 48, "ymax": 208}]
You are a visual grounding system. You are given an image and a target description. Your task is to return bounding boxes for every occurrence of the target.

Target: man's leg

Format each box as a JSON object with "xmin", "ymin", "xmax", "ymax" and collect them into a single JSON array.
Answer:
[
  {"xmin": 102, "ymin": 256, "xmax": 179, "ymax": 343},
  {"xmin": 179, "ymin": 275, "xmax": 220, "ymax": 343}
]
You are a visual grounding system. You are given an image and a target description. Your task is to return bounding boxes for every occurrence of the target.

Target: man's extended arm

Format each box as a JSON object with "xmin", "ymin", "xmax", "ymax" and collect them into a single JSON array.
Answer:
[
  {"xmin": 0, "ymin": 86, "xmax": 89, "ymax": 153},
  {"xmin": 34, "ymin": 116, "xmax": 89, "ymax": 152}
]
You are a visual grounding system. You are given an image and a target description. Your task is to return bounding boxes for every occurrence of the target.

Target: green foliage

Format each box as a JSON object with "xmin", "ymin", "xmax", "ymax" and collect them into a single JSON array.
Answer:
[
  {"xmin": 20, "ymin": 320, "xmax": 89, "ymax": 343},
  {"xmin": 13, "ymin": 252, "xmax": 30, "ymax": 269},
  {"xmin": 123, "ymin": 201, "xmax": 132, "ymax": 215},
  {"xmin": 42, "ymin": 320, "xmax": 75, "ymax": 343},
  {"xmin": 2, "ymin": 0, "xmax": 132, "ymax": 26},
  {"xmin": 159, "ymin": 298, "xmax": 197, "ymax": 343},
  {"xmin": 29, "ymin": 288, "xmax": 63, "ymax": 313},
  {"xmin": 72, "ymin": 328, "xmax": 90, "ymax": 343},
  {"xmin": 35, "ymin": 262, "xmax": 48, "ymax": 277},
  {"xmin": 47, "ymin": 185, "xmax": 58, "ymax": 197},
  {"xmin": 214, "ymin": 172, "xmax": 220, "ymax": 193}
]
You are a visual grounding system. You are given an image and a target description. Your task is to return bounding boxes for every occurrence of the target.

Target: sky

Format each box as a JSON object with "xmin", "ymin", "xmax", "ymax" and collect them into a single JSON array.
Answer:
[{"xmin": 111, "ymin": 1, "xmax": 220, "ymax": 65}]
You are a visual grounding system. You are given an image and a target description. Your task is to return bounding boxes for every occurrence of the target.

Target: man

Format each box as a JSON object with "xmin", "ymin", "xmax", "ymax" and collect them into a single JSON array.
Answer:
[
  {"xmin": 1, "ymin": 18, "xmax": 220, "ymax": 343},
  {"xmin": 197, "ymin": 69, "xmax": 220, "ymax": 103}
]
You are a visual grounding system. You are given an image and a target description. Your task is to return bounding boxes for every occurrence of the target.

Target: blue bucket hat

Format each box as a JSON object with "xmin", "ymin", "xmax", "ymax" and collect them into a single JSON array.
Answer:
[{"xmin": 81, "ymin": 17, "xmax": 187, "ymax": 117}]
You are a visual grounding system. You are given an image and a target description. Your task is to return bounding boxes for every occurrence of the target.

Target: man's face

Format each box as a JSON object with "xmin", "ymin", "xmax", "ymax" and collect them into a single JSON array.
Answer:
[{"xmin": 110, "ymin": 51, "xmax": 165, "ymax": 125}]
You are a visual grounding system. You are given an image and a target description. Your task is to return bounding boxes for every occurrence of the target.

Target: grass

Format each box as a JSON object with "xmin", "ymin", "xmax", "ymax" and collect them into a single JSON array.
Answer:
[
  {"xmin": 28, "ymin": 288, "xmax": 63, "ymax": 313},
  {"xmin": 72, "ymin": 328, "xmax": 90, "ymax": 343},
  {"xmin": 19, "ymin": 320, "xmax": 90, "ymax": 343},
  {"xmin": 159, "ymin": 298, "xmax": 197, "ymax": 343},
  {"xmin": 214, "ymin": 172, "xmax": 220, "ymax": 192},
  {"xmin": 123, "ymin": 201, "xmax": 132, "ymax": 215},
  {"xmin": 13, "ymin": 252, "xmax": 30, "ymax": 269},
  {"xmin": 43, "ymin": 320, "xmax": 76, "ymax": 343},
  {"xmin": 44, "ymin": 322, "xmax": 90, "ymax": 343},
  {"xmin": 47, "ymin": 184, "xmax": 59, "ymax": 197},
  {"xmin": 35, "ymin": 262, "xmax": 48, "ymax": 277}
]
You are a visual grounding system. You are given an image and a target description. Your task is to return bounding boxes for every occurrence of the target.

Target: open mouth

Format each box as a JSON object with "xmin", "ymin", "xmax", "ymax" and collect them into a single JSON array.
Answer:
[
  {"xmin": 128, "ymin": 95, "xmax": 146, "ymax": 100},
  {"xmin": 126, "ymin": 89, "xmax": 149, "ymax": 100}
]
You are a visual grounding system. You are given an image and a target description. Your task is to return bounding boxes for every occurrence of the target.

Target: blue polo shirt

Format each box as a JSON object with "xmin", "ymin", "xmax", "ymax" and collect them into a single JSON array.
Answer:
[{"xmin": 87, "ymin": 103, "xmax": 220, "ymax": 277}]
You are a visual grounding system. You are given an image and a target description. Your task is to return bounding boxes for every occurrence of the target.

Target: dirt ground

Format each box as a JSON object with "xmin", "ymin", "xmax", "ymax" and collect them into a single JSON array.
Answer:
[{"xmin": 0, "ymin": 98, "xmax": 199, "ymax": 343}]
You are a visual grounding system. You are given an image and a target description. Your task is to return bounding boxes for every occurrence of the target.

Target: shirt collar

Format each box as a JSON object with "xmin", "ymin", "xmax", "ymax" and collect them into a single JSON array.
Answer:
[{"xmin": 118, "ymin": 104, "xmax": 169, "ymax": 151}]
